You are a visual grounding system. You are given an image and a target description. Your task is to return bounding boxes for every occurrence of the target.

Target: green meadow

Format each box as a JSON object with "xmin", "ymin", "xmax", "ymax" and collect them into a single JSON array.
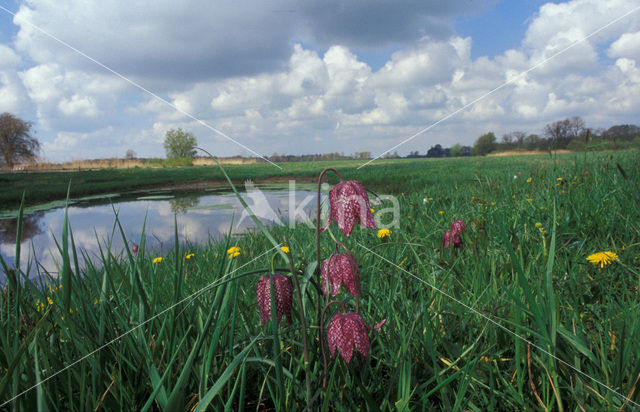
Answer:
[{"xmin": 1, "ymin": 150, "xmax": 640, "ymax": 410}]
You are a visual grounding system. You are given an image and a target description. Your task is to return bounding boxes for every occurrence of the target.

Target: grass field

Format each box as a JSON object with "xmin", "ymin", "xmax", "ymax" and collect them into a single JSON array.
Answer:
[{"xmin": 1, "ymin": 150, "xmax": 639, "ymax": 410}]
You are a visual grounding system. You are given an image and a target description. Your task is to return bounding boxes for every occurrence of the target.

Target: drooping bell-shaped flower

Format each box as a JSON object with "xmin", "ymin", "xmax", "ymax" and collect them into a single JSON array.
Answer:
[
  {"xmin": 323, "ymin": 181, "xmax": 376, "ymax": 237},
  {"xmin": 444, "ymin": 219, "xmax": 467, "ymax": 249},
  {"xmin": 321, "ymin": 253, "xmax": 360, "ymax": 298},
  {"xmin": 256, "ymin": 274, "xmax": 293, "ymax": 326},
  {"xmin": 327, "ymin": 312, "xmax": 369, "ymax": 363},
  {"xmin": 442, "ymin": 231, "xmax": 451, "ymax": 249},
  {"xmin": 450, "ymin": 220, "xmax": 467, "ymax": 236}
]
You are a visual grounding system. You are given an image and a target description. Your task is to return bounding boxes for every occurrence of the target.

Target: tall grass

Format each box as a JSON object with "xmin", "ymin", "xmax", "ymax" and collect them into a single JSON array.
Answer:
[{"xmin": 0, "ymin": 150, "xmax": 639, "ymax": 409}]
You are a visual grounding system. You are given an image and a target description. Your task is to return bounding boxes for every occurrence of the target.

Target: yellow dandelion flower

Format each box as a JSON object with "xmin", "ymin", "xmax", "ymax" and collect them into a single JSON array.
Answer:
[
  {"xmin": 428, "ymin": 197, "xmax": 433, "ymax": 201},
  {"xmin": 557, "ymin": 177, "xmax": 563, "ymax": 181},
  {"xmin": 227, "ymin": 246, "xmax": 241, "ymax": 259},
  {"xmin": 152, "ymin": 257, "xmax": 163, "ymax": 264},
  {"xmin": 47, "ymin": 297, "xmax": 53, "ymax": 305},
  {"xmin": 280, "ymin": 246, "xmax": 290, "ymax": 254},
  {"xmin": 185, "ymin": 253, "xmax": 195, "ymax": 260},
  {"xmin": 377, "ymin": 228, "xmax": 391, "ymax": 239},
  {"xmin": 490, "ymin": 202, "xmax": 496, "ymax": 206},
  {"xmin": 526, "ymin": 177, "xmax": 532, "ymax": 183},
  {"xmin": 586, "ymin": 251, "xmax": 618, "ymax": 268},
  {"xmin": 438, "ymin": 210, "xmax": 445, "ymax": 215},
  {"xmin": 370, "ymin": 208, "xmax": 375, "ymax": 213}
]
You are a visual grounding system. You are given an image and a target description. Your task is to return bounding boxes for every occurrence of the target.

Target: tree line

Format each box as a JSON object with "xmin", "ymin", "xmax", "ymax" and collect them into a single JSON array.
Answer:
[
  {"xmin": 1, "ymin": 113, "xmax": 639, "ymax": 170},
  {"xmin": 425, "ymin": 117, "xmax": 640, "ymax": 158}
]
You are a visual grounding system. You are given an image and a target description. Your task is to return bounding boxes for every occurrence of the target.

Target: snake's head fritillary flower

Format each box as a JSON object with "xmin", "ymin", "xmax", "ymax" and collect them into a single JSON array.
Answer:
[
  {"xmin": 321, "ymin": 253, "xmax": 360, "ymax": 298},
  {"xmin": 132, "ymin": 244, "xmax": 138, "ymax": 255},
  {"xmin": 256, "ymin": 274, "xmax": 293, "ymax": 326},
  {"xmin": 323, "ymin": 181, "xmax": 376, "ymax": 237},
  {"xmin": 450, "ymin": 220, "xmax": 467, "ymax": 235},
  {"xmin": 327, "ymin": 312, "xmax": 369, "ymax": 363},
  {"xmin": 450, "ymin": 220, "xmax": 467, "ymax": 248},
  {"xmin": 442, "ymin": 231, "xmax": 451, "ymax": 249}
]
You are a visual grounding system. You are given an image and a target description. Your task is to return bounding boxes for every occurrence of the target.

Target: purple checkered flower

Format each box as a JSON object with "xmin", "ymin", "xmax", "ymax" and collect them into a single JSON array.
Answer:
[
  {"xmin": 321, "ymin": 253, "xmax": 361, "ymax": 298},
  {"xmin": 256, "ymin": 274, "xmax": 293, "ymax": 326},
  {"xmin": 327, "ymin": 312, "xmax": 369, "ymax": 363},
  {"xmin": 323, "ymin": 181, "xmax": 376, "ymax": 237},
  {"xmin": 442, "ymin": 231, "xmax": 451, "ymax": 249},
  {"xmin": 444, "ymin": 219, "xmax": 467, "ymax": 249}
]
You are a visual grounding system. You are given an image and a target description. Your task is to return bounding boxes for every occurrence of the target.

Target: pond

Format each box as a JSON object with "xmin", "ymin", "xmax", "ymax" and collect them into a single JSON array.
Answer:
[{"xmin": 0, "ymin": 183, "xmax": 328, "ymax": 278}]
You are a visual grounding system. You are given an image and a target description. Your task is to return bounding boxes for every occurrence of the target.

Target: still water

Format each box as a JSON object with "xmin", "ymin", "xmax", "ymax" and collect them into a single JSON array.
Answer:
[{"xmin": 0, "ymin": 185, "xmax": 325, "ymax": 277}]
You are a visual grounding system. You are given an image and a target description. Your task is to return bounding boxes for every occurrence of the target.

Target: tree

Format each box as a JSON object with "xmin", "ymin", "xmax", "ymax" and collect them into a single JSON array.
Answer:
[
  {"xmin": 523, "ymin": 134, "xmax": 542, "ymax": 150},
  {"xmin": 125, "ymin": 149, "xmax": 136, "ymax": 159},
  {"xmin": 0, "ymin": 113, "xmax": 40, "ymax": 169},
  {"xmin": 544, "ymin": 117, "xmax": 585, "ymax": 149},
  {"xmin": 450, "ymin": 143, "xmax": 463, "ymax": 157},
  {"xmin": 473, "ymin": 132, "xmax": 497, "ymax": 156},
  {"xmin": 426, "ymin": 144, "xmax": 446, "ymax": 158},
  {"xmin": 601, "ymin": 124, "xmax": 640, "ymax": 145},
  {"xmin": 163, "ymin": 128, "xmax": 197, "ymax": 159},
  {"xmin": 511, "ymin": 131, "xmax": 526, "ymax": 147}
]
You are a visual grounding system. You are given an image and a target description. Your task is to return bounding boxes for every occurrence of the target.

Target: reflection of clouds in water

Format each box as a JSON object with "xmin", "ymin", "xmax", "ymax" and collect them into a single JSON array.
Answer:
[
  {"xmin": 0, "ymin": 190, "xmax": 320, "ymax": 277},
  {"xmin": 0, "ymin": 242, "xmax": 14, "ymax": 259}
]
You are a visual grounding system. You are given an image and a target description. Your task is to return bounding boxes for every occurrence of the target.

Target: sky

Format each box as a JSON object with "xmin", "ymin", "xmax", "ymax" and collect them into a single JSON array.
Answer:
[{"xmin": 0, "ymin": 0, "xmax": 639, "ymax": 163}]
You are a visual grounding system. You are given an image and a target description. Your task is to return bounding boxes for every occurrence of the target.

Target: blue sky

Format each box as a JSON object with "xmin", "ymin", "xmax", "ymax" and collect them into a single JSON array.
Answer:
[
  {"xmin": 0, "ymin": 0, "xmax": 639, "ymax": 163},
  {"xmin": 455, "ymin": 1, "xmax": 547, "ymax": 59}
]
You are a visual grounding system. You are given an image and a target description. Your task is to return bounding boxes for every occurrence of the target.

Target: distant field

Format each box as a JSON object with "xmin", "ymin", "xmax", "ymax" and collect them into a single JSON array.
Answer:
[{"xmin": 0, "ymin": 151, "xmax": 635, "ymax": 212}]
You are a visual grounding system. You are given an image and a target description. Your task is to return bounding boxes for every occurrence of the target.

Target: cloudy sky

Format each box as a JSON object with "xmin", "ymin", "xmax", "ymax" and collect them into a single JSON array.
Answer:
[{"xmin": 0, "ymin": 0, "xmax": 639, "ymax": 163}]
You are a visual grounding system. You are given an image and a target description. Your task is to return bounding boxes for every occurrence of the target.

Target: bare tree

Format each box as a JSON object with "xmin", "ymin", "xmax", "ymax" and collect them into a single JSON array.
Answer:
[
  {"xmin": 544, "ymin": 117, "xmax": 585, "ymax": 149},
  {"xmin": 0, "ymin": 113, "xmax": 40, "ymax": 169},
  {"xmin": 501, "ymin": 133, "xmax": 513, "ymax": 145},
  {"xmin": 511, "ymin": 131, "xmax": 526, "ymax": 147},
  {"xmin": 566, "ymin": 116, "xmax": 586, "ymax": 140}
]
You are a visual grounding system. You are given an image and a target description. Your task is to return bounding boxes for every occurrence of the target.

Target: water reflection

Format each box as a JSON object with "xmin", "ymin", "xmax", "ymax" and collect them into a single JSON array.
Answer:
[
  {"xmin": 0, "ymin": 211, "xmax": 45, "ymax": 244},
  {"xmin": 0, "ymin": 189, "xmax": 324, "ymax": 277},
  {"xmin": 168, "ymin": 196, "xmax": 200, "ymax": 214}
]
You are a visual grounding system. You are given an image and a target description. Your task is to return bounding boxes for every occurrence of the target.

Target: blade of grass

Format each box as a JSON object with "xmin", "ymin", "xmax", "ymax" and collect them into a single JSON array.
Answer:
[
  {"xmin": 61, "ymin": 182, "xmax": 72, "ymax": 312},
  {"xmin": 194, "ymin": 337, "xmax": 258, "ymax": 412}
]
